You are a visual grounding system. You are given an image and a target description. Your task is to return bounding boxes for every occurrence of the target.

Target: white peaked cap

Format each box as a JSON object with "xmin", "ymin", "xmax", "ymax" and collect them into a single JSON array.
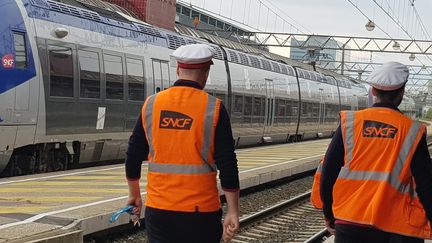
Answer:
[
  {"xmin": 366, "ymin": 62, "xmax": 409, "ymax": 91},
  {"xmin": 172, "ymin": 44, "xmax": 215, "ymax": 69}
]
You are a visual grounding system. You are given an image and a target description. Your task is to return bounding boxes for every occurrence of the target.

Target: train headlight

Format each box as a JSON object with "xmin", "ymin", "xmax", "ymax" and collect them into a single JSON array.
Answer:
[{"xmin": 54, "ymin": 28, "xmax": 69, "ymax": 38}]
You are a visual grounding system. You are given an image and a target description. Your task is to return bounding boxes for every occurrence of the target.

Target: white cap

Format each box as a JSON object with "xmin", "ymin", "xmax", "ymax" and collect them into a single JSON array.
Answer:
[
  {"xmin": 172, "ymin": 44, "xmax": 215, "ymax": 69},
  {"xmin": 366, "ymin": 62, "xmax": 409, "ymax": 91}
]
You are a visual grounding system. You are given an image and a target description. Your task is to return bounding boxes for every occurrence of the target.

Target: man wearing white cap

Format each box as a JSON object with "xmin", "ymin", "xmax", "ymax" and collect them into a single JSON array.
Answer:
[
  {"xmin": 125, "ymin": 44, "xmax": 240, "ymax": 242},
  {"xmin": 319, "ymin": 62, "xmax": 432, "ymax": 242}
]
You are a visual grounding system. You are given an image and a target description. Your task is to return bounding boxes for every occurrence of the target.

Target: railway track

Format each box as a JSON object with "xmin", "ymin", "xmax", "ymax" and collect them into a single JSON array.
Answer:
[{"xmin": 232, "ymin": 191, "xmax": 330, "ymax": 243}]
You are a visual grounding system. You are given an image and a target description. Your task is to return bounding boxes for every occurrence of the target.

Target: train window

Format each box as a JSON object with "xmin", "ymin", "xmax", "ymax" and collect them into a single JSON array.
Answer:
[
  {"xmin": 272, "ymin": 62, "xmax": 281, "ymax": 73},
  {"xmin": 127, "ymin": 58, "xmax": 145, "ymax": 101},
  {"xmin": 276, "ymin": 99, "xmax": 286, "ymax": 116},
  {"xmin": 216, "ymin": 20, "xmax": 224, "ymax": 29},
  {"xmin": 280, "ymin": 65, "xmax": 288, "ymax": 75},
  {"xmin": 209, "ymin": 17, "xmax": 216, "ymax": 26},
  {"xmin": 238, "ymin": 53, "xmax": 249, "ymax": 66},
  {"xmin": 244, "ymin": 96, "xmax": 252, "ymax": 116},
  {"xmin": 261, "ymin": 60, "xmax": 271, "ymax": 71},
  {"xmin": 104, "ymin": 54, "xmax": 124, "ymax": 100},
  {"xmin": 234, "ymin": 95, "xmax": 243, "ymax": 113},
  {"xmin": 48, "ymin": 45, "xmax": 74, "ymax": 97},
  {"xmin": 253, "ymin": 97, "xmax": 263, "ymax": 116},
  {"xmin": 191, "ymin": 10, "xmax": 199, "ymax": 19},
  {"xmin": 200, "ymin": 14, "xmax": 209, "ymax": 24},
  {"xmin": 248, "ymin": 56, "xmax": 261, "ymax": 69},
  {"xmin": 181, "ymin": 6, "xmax": 191, "ymax": 16},
  {"xmin": 310, "ymin": 73, "xmax": 317, "ymax": 81},
  {"xmin": 228, "ymin": 50, "xmax": 239, "ymax": 63},
  {"xmin": 297, "ymin": 69, "xmax": 304, "ymax": 79},
  {"xmin": 304, "ymin": 71, "xmax": 311, "ymax": 80},
  {"xmin": 78, "ymin": 50, "xmax": 100, "ymax": 99},
  {"xmin": 287, "ymin": 66, "xmax": 294, "ymax": 76},
  {"xmin": 13, "ymin": 32, "xmax": 27, "ymax": 69}
]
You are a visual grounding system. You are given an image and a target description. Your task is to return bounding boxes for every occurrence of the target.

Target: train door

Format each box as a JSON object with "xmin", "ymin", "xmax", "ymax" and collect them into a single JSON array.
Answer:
[
  {"xmin": 152, "ymin": 59, "xmax": 170, "ymax": 93},
  {"xmin": 263, "ymin": 79, "xmax": 275, "ymax": 138},
  {"xmin": 317, "ymin": 88, "xmax": 326, "ymax": 131}
]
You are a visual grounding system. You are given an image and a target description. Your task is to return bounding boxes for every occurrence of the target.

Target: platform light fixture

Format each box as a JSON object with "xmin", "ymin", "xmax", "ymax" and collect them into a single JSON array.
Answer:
[
  {"xmin": 365, "ymin": 20, "xmax": 375, "ymax": 31},
  {"xmin": 392, "ymin": 41, "xmax": 400, "ymax": 50},
  {"xmin": 409, "ymin": 53, "xmax": 416, "ymax": 61}
]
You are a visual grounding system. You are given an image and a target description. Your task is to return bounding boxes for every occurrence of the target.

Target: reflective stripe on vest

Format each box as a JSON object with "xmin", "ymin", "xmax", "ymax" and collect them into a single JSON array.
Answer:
[
  {"xmin": 345, "ymin": 111, "xmax": 354, "ymax": 163},
  {"xmin": 201, "ymin": 95, "xmax": 217, "ymax": 165},
  {"xmin": 339, "ymin": 111, "xmax": 421, "ymax": 196},
  {"xmin": 145, "ymin": 95, "xmax": 156, "ymax": 159},
  {"xmin": 144, "ymin": 93, "xmax": 217, "ymax": 173},
  {"xmin": 148, "ymin": 162, "xmax": 217, "ymax": 174},
  {"xmin": 316, "ymin": 162, "xmax": 323, "ymax": 173}
]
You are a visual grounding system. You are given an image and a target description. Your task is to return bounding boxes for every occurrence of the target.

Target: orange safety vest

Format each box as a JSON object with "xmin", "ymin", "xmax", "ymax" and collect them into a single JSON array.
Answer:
[
  {"xmin": 311, "ymin": 157, "xmax": 324, "ymax": 209},
  {"xmin": 332, "ymin": 108, "xmax": 431, "ymax": 238},
  {"xmin": 142, "ymin": 86, "xmax": 222, "ymax": 212}
]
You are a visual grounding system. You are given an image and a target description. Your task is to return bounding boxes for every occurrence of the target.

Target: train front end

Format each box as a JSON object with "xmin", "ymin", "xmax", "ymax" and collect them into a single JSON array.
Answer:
[{"xmin": 0, "ymin": 0, "xmax": 39, "ymax": 175}]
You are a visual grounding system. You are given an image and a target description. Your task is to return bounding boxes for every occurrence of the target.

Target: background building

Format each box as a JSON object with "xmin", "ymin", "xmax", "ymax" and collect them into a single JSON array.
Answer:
[
  {"xmin": 103, "ymin": 0, "xmax": 176, "ymax": 30},
  {"xmin": 289, "ymin": 37, "xmax": 351, "ymax": 70}
]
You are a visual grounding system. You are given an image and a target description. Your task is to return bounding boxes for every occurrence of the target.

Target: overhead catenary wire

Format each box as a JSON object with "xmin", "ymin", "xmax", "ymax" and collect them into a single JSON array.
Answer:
[{"xmin": 371, "ymin": 0, "xmax": 432, "ymax": 75}]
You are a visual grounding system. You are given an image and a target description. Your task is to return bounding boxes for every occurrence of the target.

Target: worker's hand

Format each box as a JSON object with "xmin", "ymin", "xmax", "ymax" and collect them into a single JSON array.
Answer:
[
  {"xmin": 126, "ymin": 195, "xmax": 143, "ymax": 217},
  {"xmin": 325, "ymin": 219, "xmax": 336, "ymax": 235},
  {"xmin": 222, "ymin": 211, "xmax": 239, "ymax": 242}
]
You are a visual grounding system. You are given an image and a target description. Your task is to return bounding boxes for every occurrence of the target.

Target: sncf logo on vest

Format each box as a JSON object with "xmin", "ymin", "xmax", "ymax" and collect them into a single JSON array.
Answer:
[
  {"xmin": 362, "ymin": 120, "xmax": 398, "ymax": 138},
  {"xmin": 159, "ymin": 110, "xmax": 193, "ymax": 130}
]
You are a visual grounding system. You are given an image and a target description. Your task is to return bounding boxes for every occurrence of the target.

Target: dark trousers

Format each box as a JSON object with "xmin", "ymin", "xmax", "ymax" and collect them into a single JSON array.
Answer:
[
  {"xmin": 335, "ymin": 224, "xmax": 424, "ymax": 243},
  {"xmin": 145, "ymin": 206, "xmax": 223, "ymax": 243}
]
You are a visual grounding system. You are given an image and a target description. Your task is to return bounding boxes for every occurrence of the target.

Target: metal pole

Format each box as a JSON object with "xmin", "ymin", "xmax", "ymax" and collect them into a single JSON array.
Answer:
[{"xmin": 341, "ymin": 44, "xmax": 346, "ymax": 75}]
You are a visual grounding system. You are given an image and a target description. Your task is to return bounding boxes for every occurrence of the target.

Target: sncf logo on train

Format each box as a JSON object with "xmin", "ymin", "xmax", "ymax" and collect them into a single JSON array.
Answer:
[
  {"xmin": 2, "ymin": 54, "xmax": 14, "ymax": 69},
  {"xmin": 362, "ymin": 120, "xmax": 398, "ymax": 138},
  {"xmin": 159, "ymin": 110, "xmax": 193, "ymax": 130}
]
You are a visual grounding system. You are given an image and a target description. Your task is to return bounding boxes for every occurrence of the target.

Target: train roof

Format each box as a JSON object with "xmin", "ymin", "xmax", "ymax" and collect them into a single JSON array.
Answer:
[
  {"xmin": 29, "ymin": 0, "xmax": 366, "ymax": 89},
  {"xmin": 51, "ymin": 0, "xmax": 138, "ymax": 21}
]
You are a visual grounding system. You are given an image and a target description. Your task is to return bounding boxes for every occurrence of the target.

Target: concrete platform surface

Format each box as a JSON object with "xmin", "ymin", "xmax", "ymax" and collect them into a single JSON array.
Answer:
[{"xmin": 0, "ymin": 139, "xmax": 329, "ymax": 242}]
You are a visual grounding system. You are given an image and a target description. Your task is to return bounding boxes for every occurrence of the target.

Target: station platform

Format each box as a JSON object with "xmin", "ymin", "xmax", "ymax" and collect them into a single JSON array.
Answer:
[{"xmin": 0, "ymin": 139, "xmax": 329, "ymax": 242}]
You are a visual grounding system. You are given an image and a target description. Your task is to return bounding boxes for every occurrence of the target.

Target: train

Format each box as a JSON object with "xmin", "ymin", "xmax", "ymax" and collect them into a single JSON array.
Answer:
[{"xmin": 0, "ymin": 0, "xmax": 415, "ymax": 177}]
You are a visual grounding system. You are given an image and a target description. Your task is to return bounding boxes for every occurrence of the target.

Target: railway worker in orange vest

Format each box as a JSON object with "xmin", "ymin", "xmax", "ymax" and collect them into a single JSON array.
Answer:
[
  {"xmin": 320, "ymin": 62, "xmax": 432, "ymax": 243},
  {"xmin": 124, "ymin": 44, "xmax": 240, "ymax": 243}
]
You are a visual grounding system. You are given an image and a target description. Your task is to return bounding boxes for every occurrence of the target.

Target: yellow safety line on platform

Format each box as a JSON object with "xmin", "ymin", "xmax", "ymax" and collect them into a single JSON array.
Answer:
[
  {"xmin": 12, "ymin": 181, "xmax": 127, "ymax": 186},
  {"xmin": 0, "ymin": 188, "xmax": 129, "ymax": 193},
  {"xmin": 0, "ymin": 207, "xmax": 51, "ymax": 214},
  {"xmin": 54, "ymin": 176, "xmax": 124, "ymax": 180},
  {"xmin": 0, "ymin": 196, "xmax": 102, "ymax": 203}
]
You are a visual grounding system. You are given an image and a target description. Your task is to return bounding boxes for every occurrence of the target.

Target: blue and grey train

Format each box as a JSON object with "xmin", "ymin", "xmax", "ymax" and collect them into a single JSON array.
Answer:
[{"xmin": 0, "ymin": 0, "xmax": 411, "ymax": 176}]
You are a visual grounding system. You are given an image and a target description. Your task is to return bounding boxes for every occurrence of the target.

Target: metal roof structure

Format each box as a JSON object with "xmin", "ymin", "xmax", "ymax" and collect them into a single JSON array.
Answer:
[
  {"xmin": 175, "ymin": 24, "xmax": 355, "ymax": 82},
  {"xmin": 187, "ymin": 29, "xmax": 431, "ymax": 95}
]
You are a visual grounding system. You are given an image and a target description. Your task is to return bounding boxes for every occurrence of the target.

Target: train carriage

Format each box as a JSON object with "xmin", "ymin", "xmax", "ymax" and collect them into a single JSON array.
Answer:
[{"xmin": 0, "ymin": 0, "xmax": 413, "ymax": 177}]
